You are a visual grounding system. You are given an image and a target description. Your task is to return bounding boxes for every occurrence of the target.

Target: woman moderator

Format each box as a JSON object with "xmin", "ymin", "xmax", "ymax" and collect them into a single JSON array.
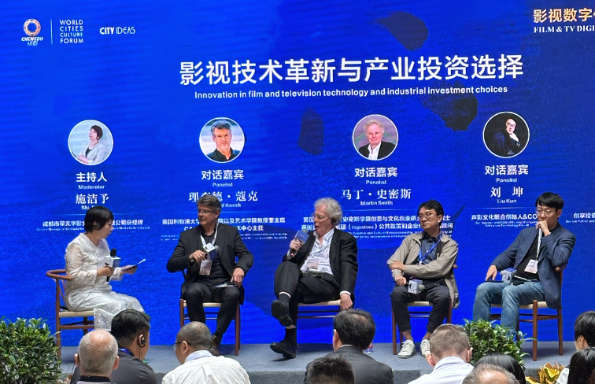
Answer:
[
  {"xmin": 64, "ymin": 206, "xmax": 144, "ymax": 329},
  {"xmin": 77, "ymin": 125, "xmax": 109, "ymax": 165}
]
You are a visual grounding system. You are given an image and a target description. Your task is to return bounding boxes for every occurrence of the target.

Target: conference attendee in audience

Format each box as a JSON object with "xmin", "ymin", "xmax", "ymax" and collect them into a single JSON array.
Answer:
[
  {"xmin": 476, "ymin": 355, "xmax": 526, "ymax": 384},
  {"xmin": 463, "ymin": 364, "xmax": 519, "ymax": 384},
  {"xmin": 65, "ymin": 206, "xmax": 144, "ymax": 329},
  {"xmin": 162, "ymin": 321, "xmax": 250, "ymax": 384},
  {"xmin": 77, "ymin": 125, "xmax": 110, "ymax": 165},
  {"xmin": 357, "ymin": 120, "xmax": 395, "ymax": 160},
  {"xmin": 72, "ymin": 309, "xmax": 157, "ymax": 384},
  {"xmin": 387, "ymin": 200, "xmax": 458, "ymax": 358},
  {"xmin": 557, "ymin": 311, "xmax": 595, "ymax": 384},
  {"xmin": 567, "ymin": 348, "xmax": 595, "ymax": 384},
  {"xmin": 305, "ymin": 356, "xmax": 355, "ymax": 384},
  {"xmin": 408, "ymin": 324, "xmax": 473, "ymax": 384},
  {"xmin": 75, "ymin": 330, "xmax": 119, "ymax": 384},
  {"xmin": 491, "ymin": 118, "xmax": 522, "ymax": 157},
  {"xmin": 325, "ymin": 309, "xmax": 393, "ymax": 384},
  {"xmin": 207, "ymin": 120, "xmax": 240, "ymax": 162},
  {"xmin": 167, "ymin": 194, "xmax": 253, "ymax": 354},
  {"xmin": 270, "ymin": 197, "xmax": 358, "ymax": 359},
  {"xmin": 473, "ymin": 192, "xmax": 575, "ymax": 332}
]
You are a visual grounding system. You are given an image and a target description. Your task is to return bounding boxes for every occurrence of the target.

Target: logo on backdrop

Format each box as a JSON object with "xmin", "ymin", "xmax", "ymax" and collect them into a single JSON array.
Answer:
[
  {"xmin": 58, "ymin": 18, "xmax": 85, "ymax": 44},
  {"xmin": 21, "ymin": 19, "xmax": 44, "ymax": 46},
  {"xmin": 99, "ymin": 25, "xmax": 136, "ymax": 36}
]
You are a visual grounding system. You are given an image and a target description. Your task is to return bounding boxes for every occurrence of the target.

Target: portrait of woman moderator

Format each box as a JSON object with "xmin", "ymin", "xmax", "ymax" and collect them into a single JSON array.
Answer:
[
  {"xmin": 64, "ymin": 206, "xmax": 144, "ymax": 329},
  {"xmin": 76, "ymin": 125, "xmax": 109, "ymax": 165}
]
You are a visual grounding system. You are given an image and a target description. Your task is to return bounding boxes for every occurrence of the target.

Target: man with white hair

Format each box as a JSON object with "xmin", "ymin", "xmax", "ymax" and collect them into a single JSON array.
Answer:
[
  {"xmin": 162, "ymin": 322, "xmax": 249, "ymax": 384},
  {"xmin": 75, "ymin": 329, "xmax": 119, "ymax": 383},
  {"xmin": 270, "ymin": 197, "xmax": 358, "ymax": 358},
  {"xmin": 357, "ymin": 120, "xmax": 395, "ymax": 160}
]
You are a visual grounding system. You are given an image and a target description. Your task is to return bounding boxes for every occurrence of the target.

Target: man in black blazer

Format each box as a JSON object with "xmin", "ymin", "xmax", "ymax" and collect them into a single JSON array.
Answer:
[
  {"xmin": 324, "ymin": 309, "xmax": 393, "ymax": 384},
  {"xmin": 270, "ymin": 197, "xmax": 358, "ymax": 358},
  {"xmin": 167, "ymin": 194, "xmax": 253, "ymax": 351},
  {"xmin": 357, "ymin": 120, "xmax": 395, "ymax": 160}
]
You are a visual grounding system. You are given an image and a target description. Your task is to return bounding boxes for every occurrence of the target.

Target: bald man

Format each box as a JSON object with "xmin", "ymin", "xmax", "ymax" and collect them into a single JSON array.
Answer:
[{"xmin": 75, "ymin": 330, "xmax": 119, "ymax": 383}]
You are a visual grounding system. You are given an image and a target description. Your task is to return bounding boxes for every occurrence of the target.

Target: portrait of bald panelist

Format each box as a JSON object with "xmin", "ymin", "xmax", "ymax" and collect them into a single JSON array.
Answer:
[
  {"xmin": 270, "ymin": 197, "xmax": 358, "ymax": 359},
  {"xmin": 358, "ymin": 120, "xmax": 396, "ymax": 160},
  {"xmin": 207, "ymin": 120, "xmax": 240, "ymax": 162}
]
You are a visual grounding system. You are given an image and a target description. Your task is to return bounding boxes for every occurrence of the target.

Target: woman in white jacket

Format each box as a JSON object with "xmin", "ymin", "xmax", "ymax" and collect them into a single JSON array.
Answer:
[{"xmin": 64, "ymin": 206, "xmax": 143, "ymax": 329}]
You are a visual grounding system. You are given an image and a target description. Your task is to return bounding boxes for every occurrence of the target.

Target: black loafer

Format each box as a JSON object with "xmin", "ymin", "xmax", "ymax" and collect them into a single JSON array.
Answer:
[{"xmin": 270, "ymin": 339, "xmax": 297, "ymax": 359}]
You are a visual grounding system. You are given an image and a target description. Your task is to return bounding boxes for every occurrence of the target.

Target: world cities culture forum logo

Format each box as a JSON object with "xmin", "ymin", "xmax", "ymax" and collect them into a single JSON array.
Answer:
[{"xmin": 22, "ymin": 18, "xmax": 44, "ymax": 46}]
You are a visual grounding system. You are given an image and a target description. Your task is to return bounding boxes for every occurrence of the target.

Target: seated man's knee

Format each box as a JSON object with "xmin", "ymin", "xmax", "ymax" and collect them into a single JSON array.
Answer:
[
  {"xmin": 501, "ymin": 284, "xmax": 519, "ymax": 302},
  {"xmin": 391, "ymin": 287, "xmax": 407, "ymax": 303},
  {"xmin": 224, "ymin": 287, "xmax": 241, "ymax": 303},
  {"xmin": 184, "ymin": 285, "xmax": 205, "ymax": 301}
]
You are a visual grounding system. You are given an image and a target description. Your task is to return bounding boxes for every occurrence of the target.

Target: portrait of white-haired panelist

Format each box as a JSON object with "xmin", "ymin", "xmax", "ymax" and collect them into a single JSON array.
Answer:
[
  {"xmin": 483, "ymin": 112, "xmax": 530, "ymax": 158},
  {"xmin": 353, "ymin": 114, "xmax": 398, "ymax": 161},
  {"xmin": 198, "ymin": 117, "xmax": 245, "ymax": 163},
  {"xmin": 68, "ymin": 120, "xmax": 114, "ymax": 166}
]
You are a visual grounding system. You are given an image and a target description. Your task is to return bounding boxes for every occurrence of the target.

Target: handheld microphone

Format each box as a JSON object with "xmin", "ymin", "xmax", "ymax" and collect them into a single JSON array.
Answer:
[
  {"xmin": 289, "ymin": 230, "xmax": 309, "ymax": 257},
  {"xmin": 189, "ymin": 245, "xmax": 219, "ymax": 265},
  {"xmin": 107, "ymin": 249, "xmax": 117, "ymax": 282}
]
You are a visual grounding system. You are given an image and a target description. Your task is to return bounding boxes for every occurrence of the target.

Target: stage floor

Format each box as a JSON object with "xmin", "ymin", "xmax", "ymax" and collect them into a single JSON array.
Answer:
[{"xmin": 61, "ymin": 341, "xmax": 574, "ymax": 384}]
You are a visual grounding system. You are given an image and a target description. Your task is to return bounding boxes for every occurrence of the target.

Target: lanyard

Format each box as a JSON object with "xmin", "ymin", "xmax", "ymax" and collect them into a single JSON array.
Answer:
[
  {"xmin": 119, "ymin": 347, "xmax": 134, "ymax": 357},
  {"xmin": 200, "ymin": 223, "xmax": 219, "ymax": 249},
  {"xmin": 418, "ymin": 234, "xmax": 441, "ymax": 264}
]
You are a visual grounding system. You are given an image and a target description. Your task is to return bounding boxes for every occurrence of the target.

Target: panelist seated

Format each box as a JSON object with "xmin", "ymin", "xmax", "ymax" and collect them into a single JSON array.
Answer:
[
  {"xmin": 64, "ymin": 206, "xmax": 143, "ymax": 330},
  {"xmin": 167, "ymin": 194, "xmax": 253, "ymax": 353},
  {"xmin": 387, "ymin": 200, "xmax": 458, "ymax": 359},
  {"xmin": 473, "ymin": 192, "xmax": 576, "ymax": 332},
  {"xmin": 270, "ymin": 197, "xmax": 358, "ymax": 359}
]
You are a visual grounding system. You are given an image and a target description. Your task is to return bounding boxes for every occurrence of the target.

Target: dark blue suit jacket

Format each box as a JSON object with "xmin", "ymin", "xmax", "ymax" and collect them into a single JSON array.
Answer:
[{"xmin": 492, "ymin": 224, "xmax": 575, "ymax": 308}]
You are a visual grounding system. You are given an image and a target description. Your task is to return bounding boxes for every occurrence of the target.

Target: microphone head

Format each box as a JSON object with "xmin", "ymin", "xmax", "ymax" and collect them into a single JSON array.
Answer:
[{"xmin": 110, "ymin": 249, "xmax": 117, "ymax": 256}]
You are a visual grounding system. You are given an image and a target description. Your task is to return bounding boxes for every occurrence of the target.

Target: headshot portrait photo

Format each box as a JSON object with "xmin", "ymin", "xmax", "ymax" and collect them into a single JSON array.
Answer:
[
  {"xmin": 199, "ymin": 117, "xmax": 245, "ymax": 163},
  {"xmin": 68, "ymin": 120, "xmax": 114, "ymax": 166},
  {"xmin": 483, "ymin": 112, "xmax": 530, "ymax": 158},
  {"xmin": 353, "ymin": 114, "xmax": 398, "ymax": 161}
]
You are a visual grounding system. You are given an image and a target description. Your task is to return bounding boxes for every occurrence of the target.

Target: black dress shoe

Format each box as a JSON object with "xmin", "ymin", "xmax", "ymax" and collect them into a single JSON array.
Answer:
[
  {"xmin": 271, "ymin": 300, "xmax": 293, "ymax": 327},
  {"xmin": 270, "ymin": 339, "xmax": 297, "ymax": 359}
]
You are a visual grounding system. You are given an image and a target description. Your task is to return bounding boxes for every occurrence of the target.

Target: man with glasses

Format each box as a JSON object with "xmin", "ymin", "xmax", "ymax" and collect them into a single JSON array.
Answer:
[
  {"xmin": 472, "ymin": 192, "xmax": 575, "ymax": 331},
  {"xmin": 163, "ymin": 322, "xmax": 249, "ymax": 384},
  {"xmin": 387, "ymin": 200, "xmax": 459, "ymax": 358},
  {"xmin": 270, "ymin": 197, "xmax": 358, "ymax": 359},
  {"xmin": 167, "ymin": 194, "xmax": 253, "ymax": 353}
]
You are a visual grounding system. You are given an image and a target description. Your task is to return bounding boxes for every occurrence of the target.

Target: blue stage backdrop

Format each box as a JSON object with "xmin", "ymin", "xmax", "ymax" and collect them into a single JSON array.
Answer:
[{"xmin": 1, "ymin": 0, "xmax": 594, "ymax": 346}]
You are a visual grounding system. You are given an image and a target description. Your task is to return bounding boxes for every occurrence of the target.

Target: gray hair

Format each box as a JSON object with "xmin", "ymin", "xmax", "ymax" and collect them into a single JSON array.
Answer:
[
  {"xmin": 364, "ymin": 119, "xmax": 385, "ymax": 133},
  {"xmin": 462, "ymin": 364, "xmax": 519, "ymax": 384},
  {"xmin": 77, "ymin": 330, "xmax": 118, "ymax": 376},
  {"xmin": 429, "ymin": 324, "xmax": 470, "ymax": 359},
  {"xmin": 197, "ymin": 193, "xmax": 222, "ymax": 212},
  {"xmin": 315, "ymin": 197, "xmax": 343, "ymax": 225},
  {"xmin": 177, "ymin": 321, "xmax": 212, "ymax": 351}
]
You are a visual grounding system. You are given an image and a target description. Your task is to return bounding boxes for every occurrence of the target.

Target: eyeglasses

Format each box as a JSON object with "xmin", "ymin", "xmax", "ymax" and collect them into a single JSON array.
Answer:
[
  {"xmin": 417, "ymin": 211, "xmax": 436, "ymax": 219},
  {"xmin": 536, "ymin": 208, "xmax": 556, "ymax": 216},
  {"xmin": 198, "ymin": 209, "xmax": 216, "ymax": 214},
  {"xmin": 313, "ymin": 213, "xmax": 329, "ymax": 221}
]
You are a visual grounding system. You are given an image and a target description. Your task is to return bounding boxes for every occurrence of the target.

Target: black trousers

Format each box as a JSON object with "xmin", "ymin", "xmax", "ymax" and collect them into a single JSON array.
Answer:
[
  {"xmin": 182, "ymin": 278, "xmax": 240, "ymax": 338},
  {"xmin": 274, "ymin": 261, "xmax": 340, "ymax": 324},
  {"xmin": 390, "ymin": 281, "xmax": 450, "ymax": 334}
]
